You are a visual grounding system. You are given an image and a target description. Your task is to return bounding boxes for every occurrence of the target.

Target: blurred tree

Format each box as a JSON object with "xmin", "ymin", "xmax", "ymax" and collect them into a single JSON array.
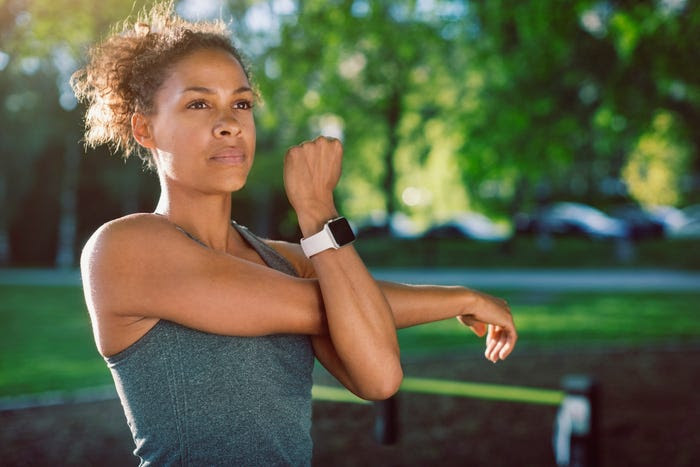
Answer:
[
  {"xmin": 0, "ymin": 56, "xmax": 67, "ymax": 265},
  {"xmin": 235, "ymin": 0, "xmax": 473, "ymax": 235},
  {"xmin": 2, "ymin": 0, "xmax": 698, "ymax": 265},
  {"xmin": 0, "ymin": 0, "xmax": 155, "ymax": 265},
  {"xmin": 622, "ymin": 110, "xmax": 692, "ymax": 206},
  {"xmin": 460, "ymin": 0, "xmax": 699, "ymax": 215}
]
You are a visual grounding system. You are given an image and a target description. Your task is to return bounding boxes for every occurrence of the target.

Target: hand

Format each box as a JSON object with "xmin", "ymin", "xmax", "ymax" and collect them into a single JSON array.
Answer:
[
  {"xmin": 457, "ymin": 292, "xmax": 517, "ymax": 363},
  {"xmin": 284, "ymin": 136, "xmax": 343, "ymax": 231}
]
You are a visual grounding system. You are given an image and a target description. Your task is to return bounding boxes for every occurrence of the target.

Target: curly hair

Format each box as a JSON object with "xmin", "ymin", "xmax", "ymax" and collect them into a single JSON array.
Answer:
[{"xmin": 70, "ymin": 1, "xmax": 252, "ymax": 167}]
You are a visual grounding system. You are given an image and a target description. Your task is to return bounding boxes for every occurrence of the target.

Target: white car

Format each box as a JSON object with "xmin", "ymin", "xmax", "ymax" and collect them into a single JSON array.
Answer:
[
  {"xmin": 537, "ymin": 202, "xmax": 628, "ymax": 239},
  {"xmin": 424, "ymin": 212, "xmax": 511, "ymax": 242}
]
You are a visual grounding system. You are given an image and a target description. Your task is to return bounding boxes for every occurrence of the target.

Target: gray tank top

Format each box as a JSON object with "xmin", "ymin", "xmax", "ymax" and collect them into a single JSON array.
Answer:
[{"xmin": 105, "ymin": 222, "xmax": 314, "ymax": 466}]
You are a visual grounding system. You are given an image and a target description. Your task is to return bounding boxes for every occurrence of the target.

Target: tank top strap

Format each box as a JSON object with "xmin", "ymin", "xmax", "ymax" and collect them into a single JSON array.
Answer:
[
  {"xmin": 231, "ymin": 221, "xmax": 299, "ymax": 277},
  {"xmin": 161, "ymin": 214, "xmax": 299, "ymax": 277}
]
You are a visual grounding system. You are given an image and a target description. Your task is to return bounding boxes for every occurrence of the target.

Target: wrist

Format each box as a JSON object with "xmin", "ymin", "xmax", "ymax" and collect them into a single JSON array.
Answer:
[
  {"xmin": 456, "ymin": 287, "xmax": 480, "ymax": 317},
  {"xmin": 296, "ymin": 206, "xmax": 339, "ymax": 237},
  {"xmin": 300, "ymin": 216, "xmax": 355, "ymax": 258}
]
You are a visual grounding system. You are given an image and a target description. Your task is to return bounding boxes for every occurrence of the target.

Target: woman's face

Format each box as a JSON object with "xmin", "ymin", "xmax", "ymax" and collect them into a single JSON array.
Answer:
[{"xmin": 141, "ymin": 48, "xmax": 256, "ymax": 195}]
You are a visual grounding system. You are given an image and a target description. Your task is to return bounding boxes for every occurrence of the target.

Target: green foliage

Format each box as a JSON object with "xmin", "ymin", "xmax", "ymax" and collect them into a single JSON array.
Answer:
[
  {"xmin": 245, "ymin": 0, "xmax": 476, "ymax": 226},
  {"xmin": 0, "ymin": 0, "xmax": 162, "ymax": 264},
  {"xmin": 622, "ymin": 110, "xmax": 693, "ymax": 206},
  {"xmin": 1, "ymin": 0, "xmax": 699, "ymax": 263},
  {"xmin": 2, "ymin": 0, "xmax": 157, "ymax": 57},
  {"xmin": 461, "ymin": 0, "xmax": 700, "ymax": 212}
]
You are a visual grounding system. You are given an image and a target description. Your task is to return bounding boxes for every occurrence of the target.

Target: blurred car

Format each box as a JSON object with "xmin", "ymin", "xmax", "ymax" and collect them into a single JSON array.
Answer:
[
  {"xmin": 645, "ymin": 204, "xmax": 700, "ymax": 239},
  {"xmin": 354, "ymin": 212, "xmax": 424, "ymax": 239},
  {"xmin": 611, "ymin": 204, "xmax": 665, "ymax": 240},
  {"xmin": 674, "ymin": 204, "xmax": 700, "ymax": 238},
  {"xmin": 526, "ymin": 202, "xmax": 628, "ymax": 239},
  {"xmin": 389, "ymin": 212, "xmax": 424, "ymax": 239},
  {"xmin": 423, "ymin": 212, "xmax": 511, "ymax": 242},
  {"xmin": 669, "ymin": 219, "xmax": 700, "ymax": 238},
  {"xmin": 681, "ymin": 204, "xmax": 700, "ymax": 220},
  {"xmin": 645, "ymin": 205, "xmax": 691, "ymax": 237}
]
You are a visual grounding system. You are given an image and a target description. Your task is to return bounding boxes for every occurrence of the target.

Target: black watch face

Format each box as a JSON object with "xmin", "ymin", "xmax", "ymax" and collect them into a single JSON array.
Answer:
[{"xmin": 328, "ymin": 218, "xmax": 356, "ymax": 246}]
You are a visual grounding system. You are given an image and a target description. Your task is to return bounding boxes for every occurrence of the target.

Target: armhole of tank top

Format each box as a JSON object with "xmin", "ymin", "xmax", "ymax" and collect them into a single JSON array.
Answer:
[
  {"xmin": 231, "ymin": 221, "xmax": 299, "ymax": 277},
  {"xmin": 103, "ymin": 319, "xmax": 165, "ymax": 365}
]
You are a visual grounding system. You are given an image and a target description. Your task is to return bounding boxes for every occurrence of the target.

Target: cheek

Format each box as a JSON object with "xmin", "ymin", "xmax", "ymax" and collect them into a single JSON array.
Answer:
[
  {"xmin": 246, "ymin": 119, "xmax": 256, "ymax": 155},
  {"xmin": 151, "ymin": 117, "xmax": 198, "ymax": 153}
]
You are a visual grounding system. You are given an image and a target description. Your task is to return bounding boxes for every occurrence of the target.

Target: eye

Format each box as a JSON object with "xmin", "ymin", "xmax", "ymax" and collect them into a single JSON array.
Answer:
[
  {"xmin": 233, "ymin": 99, "xmax": 254, "ymax": 110},
  {"xmin": 186, "ymin": 99, "xmax": 209, "ymax": 110}
]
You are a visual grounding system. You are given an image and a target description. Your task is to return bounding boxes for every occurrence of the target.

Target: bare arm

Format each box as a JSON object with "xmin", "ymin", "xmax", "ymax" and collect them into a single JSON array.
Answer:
[
  {"xmin": 283, "ymin": 137, "xmax": 402, "ymax": 400},
  {"xmin": 308, "ymin": 281, "xmax": 516, "ymax": 394},
  {"xmin": 378, "ymin": 281, "xmax": 517, "ymax": 362},
  {"xmin": 271, "ymin": 240, "xmax": 517, "ymax": 361},
  {"xmin": 270, "ymin": 238, "xmax": 517, "ymax": 397},
  {"xmin": 81, "ymin": 215, "xmax": 327, "ymax": 348}
]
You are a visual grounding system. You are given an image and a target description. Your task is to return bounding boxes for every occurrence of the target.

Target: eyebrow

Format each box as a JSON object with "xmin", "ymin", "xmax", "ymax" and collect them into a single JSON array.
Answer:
[{"xmin": 180, "ymin": 85, "xmax": 253, "ymax": 95}]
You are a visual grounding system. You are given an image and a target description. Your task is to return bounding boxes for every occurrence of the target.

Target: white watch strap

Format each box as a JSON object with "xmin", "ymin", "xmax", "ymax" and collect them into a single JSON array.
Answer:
[{"xmin": 300, "ymin": 225, "xmax": 336, "ymax": 257}]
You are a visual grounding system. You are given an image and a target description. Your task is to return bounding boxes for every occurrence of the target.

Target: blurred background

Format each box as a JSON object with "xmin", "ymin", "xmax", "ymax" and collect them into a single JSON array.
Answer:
[
  {"xmin": 1, "ymin": 1, "xmax": 699, "ymax": 466},
  {"xmin": 0, "ymin": 0, "xmax": 698, "ymax": 266}
]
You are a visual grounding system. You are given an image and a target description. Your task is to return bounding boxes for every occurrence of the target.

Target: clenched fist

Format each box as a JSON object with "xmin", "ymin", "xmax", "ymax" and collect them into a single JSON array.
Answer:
[{"xmin": 284, "ymin": 136, "xmax": 343, "ymax": 235}]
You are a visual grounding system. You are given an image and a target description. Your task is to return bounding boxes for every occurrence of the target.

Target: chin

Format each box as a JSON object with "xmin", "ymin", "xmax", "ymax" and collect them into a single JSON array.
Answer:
[{"xmin": 224, "ymin": 178, "xmax": 248, "ymax": 193}]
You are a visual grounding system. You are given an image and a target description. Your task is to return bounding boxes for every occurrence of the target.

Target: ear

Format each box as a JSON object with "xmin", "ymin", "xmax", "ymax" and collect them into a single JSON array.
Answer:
[{"xmin": 131, "ymin": 112, "xmax": 155, "ymax": 149}]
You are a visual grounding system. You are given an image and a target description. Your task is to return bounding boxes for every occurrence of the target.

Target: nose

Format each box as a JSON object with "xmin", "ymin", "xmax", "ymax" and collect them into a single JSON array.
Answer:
[{"xmin": 214, "ymin": 113, "xmax": 241, "ymax": 137}]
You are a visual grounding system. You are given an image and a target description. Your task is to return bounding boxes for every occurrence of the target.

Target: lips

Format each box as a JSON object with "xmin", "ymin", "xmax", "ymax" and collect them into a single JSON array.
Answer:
[{"xmin": 209, "ymin": 147, "xmax": 246, "ymax": 165}]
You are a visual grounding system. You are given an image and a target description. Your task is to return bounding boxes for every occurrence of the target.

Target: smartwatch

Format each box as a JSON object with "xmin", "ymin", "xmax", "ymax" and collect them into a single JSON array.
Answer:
[{"xmin": 300, "ymin": 217, "xmax": 356, "ymax": 258}]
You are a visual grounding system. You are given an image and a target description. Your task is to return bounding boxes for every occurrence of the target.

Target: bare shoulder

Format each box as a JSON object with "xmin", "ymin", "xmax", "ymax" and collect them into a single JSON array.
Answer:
[
  {"xmin": 81, "ymin": 213, "xmax": 176, "ymax": 269},
  {"xmin": 264, "ymin": 239, "xmax": 316, "ymax": 278},
  {"xmin": 80, "ymin": 213, "xmax": 189, "ymax": 355},
  {"xmin": 83, "ymin": 212, "xmax": 168, "ymax": 244},
  {"xmin": 80, "ymin": 213, "xmax": 192, "ymax": 312}
]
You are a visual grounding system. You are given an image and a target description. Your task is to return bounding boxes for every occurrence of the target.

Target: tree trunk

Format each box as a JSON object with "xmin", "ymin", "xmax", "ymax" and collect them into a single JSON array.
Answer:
[
  {"xmin": 0, "ymin": 172, "xmax": 9, "ymax": 266},
  {"xmin": 54, "ymin": 135, "xmax": 80, "ymax": 269},
  {"xmin": 381, "ymin": 90, "xmax": 402, "ymax": 222}
]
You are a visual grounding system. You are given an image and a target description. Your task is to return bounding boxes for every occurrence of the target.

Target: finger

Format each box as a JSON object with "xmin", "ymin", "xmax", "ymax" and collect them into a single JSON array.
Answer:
[
  {"xmin": 484, "ymin": 326, "xmax": 498, "ymax": 361},
  {"xmin": 470, "ymin": 322, "xmax": 487, "ymax": 337},
  {"xmin": 486, "ymin": 324, "xmax": 495, "ymax": 347},
  {"xmin": 498, "ymin": 329, "xmax": 517, "ymax": 360},
  {"xmin": 489, "ymin": 332, "xmax": 508, "ymax": 362},
  {"xmin": 488, "ymin": 326, "xmax": 512, "ymax": 362},
  {"xmin": 485, "ymin": 329, "xmax": 501, "ymax": 362},
  {"xmin": 498, "ymin": 340, "xmax": 513, "ymax": 360},
  {"xmin": 317, "ymin": 135, "xmax": 340, "ymax": 144}
]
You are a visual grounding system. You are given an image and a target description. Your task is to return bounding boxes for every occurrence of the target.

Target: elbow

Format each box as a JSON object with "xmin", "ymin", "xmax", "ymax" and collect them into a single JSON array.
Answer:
[{"xmin": 357, "ymin": 365, "xmax": 403, "ymax": 402}]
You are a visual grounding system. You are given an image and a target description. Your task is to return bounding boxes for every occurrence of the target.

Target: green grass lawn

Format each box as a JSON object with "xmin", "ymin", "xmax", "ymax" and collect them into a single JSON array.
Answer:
[
  {"xmin": 397, "ymin": 290, "xmax": 700, "ymax": 355},
  {"xmin": 1, "ymin": 285, "xmax": 699, "ymax": 397}
]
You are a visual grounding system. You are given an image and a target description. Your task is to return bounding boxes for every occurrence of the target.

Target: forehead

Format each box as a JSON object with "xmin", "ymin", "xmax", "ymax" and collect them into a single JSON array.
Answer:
[{"xmin": 161, "ymin": 48, "xmax": 250, "ymax": 92}]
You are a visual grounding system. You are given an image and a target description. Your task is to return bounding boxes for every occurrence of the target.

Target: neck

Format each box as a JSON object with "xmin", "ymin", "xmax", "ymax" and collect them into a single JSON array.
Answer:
[{"xmin": 155, "ymin": 185, "xmax": 235, "ymax": 252}]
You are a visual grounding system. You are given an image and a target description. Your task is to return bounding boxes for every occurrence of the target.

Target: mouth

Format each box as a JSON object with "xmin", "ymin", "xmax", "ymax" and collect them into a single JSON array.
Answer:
[{"xmin": 209, "ymin": 147, "xmax": 246, "ymax": 165}]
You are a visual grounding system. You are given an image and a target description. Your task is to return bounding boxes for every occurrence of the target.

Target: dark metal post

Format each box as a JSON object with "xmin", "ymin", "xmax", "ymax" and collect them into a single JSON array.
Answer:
[
  {"xmin": 373, "ymin": 394, "xmax": 399, "ymax": 445},
  {"xmin": 553, "ymin": 375, "xmax": 600, "ymax": 467}
]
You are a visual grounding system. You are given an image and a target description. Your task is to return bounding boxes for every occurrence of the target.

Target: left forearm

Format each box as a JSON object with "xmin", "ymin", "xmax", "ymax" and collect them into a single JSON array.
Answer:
[
  {"xmin": 379, "ymin": 280, "xmax": 517, "ymax": 363},
  {"xmin": 378, "ymin": 281, "xmax": 475, "ymax": 328}
]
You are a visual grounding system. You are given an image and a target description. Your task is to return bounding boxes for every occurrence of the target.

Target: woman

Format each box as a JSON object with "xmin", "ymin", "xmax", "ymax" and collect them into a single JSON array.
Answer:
[{"xmin": 72, "ymin": 3, "xmax": 516, "ymax": 465}]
